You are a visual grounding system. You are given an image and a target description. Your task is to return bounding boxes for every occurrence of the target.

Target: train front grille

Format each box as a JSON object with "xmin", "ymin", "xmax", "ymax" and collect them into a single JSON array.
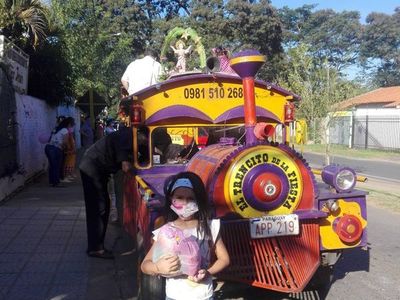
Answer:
[{"xmin": 219, "ymin": 220, "xmax": 320, "ymax": 293}]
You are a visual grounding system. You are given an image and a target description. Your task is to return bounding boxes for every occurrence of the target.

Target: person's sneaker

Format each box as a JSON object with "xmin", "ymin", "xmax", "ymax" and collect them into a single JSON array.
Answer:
[
  {"xmin": 87, "ymin": 249, "xmax": 114, "ymax": 259},
  {"xmin": 60, "ymin": 178, "xmax": 72, "ymax": 183}
]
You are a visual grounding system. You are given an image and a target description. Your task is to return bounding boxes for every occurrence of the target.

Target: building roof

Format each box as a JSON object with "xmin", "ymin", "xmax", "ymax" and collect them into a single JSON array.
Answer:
[{"xmin": 338, "ymin": 86, "xmax": 400, "ymax": 109}]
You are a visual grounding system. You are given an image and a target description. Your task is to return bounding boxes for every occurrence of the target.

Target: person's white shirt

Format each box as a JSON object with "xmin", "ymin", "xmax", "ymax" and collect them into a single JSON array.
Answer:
[
  {"xmin": 121, "ymin": 55, "xmax": 162, "ymax": 95},
  {"xmin": 49, "ymin": 128, "xmax": 69, "ymax": 149}
]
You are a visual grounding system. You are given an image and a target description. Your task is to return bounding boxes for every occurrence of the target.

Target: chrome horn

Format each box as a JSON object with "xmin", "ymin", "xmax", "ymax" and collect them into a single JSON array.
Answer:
[{"xmin": 205, "ymin": 57, "xmax": 220, "ymax": 73}]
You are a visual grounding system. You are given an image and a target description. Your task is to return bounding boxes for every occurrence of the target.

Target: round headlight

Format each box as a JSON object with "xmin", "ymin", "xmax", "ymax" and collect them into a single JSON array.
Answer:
[
  {"xmin": 321, "ymin": 164, "xmax": 356, "ymax": 193},
  {"xmin": 336, "ymin": 169, "xmax": 356, "ymax": 192}
]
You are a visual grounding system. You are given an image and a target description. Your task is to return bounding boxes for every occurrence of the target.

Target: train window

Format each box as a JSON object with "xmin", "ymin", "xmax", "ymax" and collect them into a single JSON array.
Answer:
[
  {"xmin": 151, "ymin": 127, "xmax": 192, "ymax": 165},
  {"xmin": 148, "ymin": 125, "xmax": 247, "ymax": 166},
  {"xmin": 206, "ymin": 125, "xmax": 245, "ymax": 146}
]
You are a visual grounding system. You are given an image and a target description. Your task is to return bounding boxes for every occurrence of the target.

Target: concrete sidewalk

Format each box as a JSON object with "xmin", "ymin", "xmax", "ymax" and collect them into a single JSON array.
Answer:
[{"xmin": 0, "ymin": 174, "xmax": 137, "ymax": 300}]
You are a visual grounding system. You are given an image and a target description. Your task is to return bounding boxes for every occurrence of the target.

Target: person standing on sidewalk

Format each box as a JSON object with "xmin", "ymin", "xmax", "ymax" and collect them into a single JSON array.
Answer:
[
  {"xmin": 45, "ymin": 117, "xmax": 75, "ymax": 187},
  {"xmin": 79, "ymin": 126, "xmax": 133, "ymax": 259},
  {"xmin": 104, "ymin": 118, "xmax": 118, "ymax": 223},
  {"xmin": 61, "ymin": 117, "xmax": 77, "ymax": 182}
]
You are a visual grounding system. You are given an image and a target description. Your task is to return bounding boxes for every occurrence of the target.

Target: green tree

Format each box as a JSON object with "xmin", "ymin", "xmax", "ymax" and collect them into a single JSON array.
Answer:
[
  {"xmin": 360, "ymin": 8, "xmax": 400, "ymax": 86},
  {"xmin": 279, "ymin": 6, "xmax": 362, "ymax": 72},
  {"xmin": 188, "ymin": 0, "xmax": 229, "ymax": 50},
  {"xmin": 278, "ymin": 43, "xmax": 363, "ymax": 143},
  {"xmin": 50, "ymin": 0, "xmax": 152, "ymax": 111},
  {"xmin": 0, "ymin": 0, "xmax": 49, "ymax": 48},
  {"xmin": 225, "ymin": 0, "xmax": 283, "ymax": 81},
  {"xmin": 26, "ymin": 37, "xmax": 72, "ymax": 105},
  {"xmin": 185, "ymin": 0, "xmax": 284, "ymax": 81},
  {"xmin": 278, "ymin": 4, "xmax": 316, "ymax": 46}
]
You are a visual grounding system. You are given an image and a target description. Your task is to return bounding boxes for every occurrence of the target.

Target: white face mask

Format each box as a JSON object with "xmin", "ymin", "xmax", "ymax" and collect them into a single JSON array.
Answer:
[{"xmin": 170, "ymin": 201, "xmax": 199, "ymax": 218}]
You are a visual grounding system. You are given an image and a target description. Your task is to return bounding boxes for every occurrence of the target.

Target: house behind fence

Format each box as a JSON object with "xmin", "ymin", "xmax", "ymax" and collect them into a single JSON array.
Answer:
[{"xmin": 329, "ymin": 86, "xmax": 400, "ymax": 152}]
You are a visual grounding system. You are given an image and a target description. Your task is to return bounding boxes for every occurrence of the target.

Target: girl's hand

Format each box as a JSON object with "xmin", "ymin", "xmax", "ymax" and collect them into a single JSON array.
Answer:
[
  {"xmin": 187, "ymin": 269, "xmax": 208, "ymax": 283},
  {"xmin": 156, "ymin": 255, "xmax": 181, "ymax": 276}
]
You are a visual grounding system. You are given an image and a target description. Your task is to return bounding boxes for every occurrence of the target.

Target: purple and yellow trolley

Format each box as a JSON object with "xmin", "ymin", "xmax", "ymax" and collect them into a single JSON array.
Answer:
[{"xmin": 119, "ymin": 51, "xmax": 367, "ymax": 298}]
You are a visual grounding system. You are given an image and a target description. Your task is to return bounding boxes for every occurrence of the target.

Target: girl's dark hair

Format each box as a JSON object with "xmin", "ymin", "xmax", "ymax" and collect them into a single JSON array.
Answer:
[
  {"xmin": 163, "ymin": 171, "xmax": 212, "ymax": 247},
  {"xmin": 55, "ymin": 117, "xmax": 75, "ymax": 134}
]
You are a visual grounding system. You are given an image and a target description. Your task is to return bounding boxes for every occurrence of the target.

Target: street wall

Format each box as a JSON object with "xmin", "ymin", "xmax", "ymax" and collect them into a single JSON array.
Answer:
[{"xmin": 0, "ymin": 94, "xmax": 81, "ymax": 201}]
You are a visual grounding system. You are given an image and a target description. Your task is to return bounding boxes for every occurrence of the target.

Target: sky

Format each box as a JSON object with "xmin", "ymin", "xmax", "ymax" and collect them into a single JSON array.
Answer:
[{"xmin": 271, "ymin": 0, "xmax": 399, "ymax": 22}]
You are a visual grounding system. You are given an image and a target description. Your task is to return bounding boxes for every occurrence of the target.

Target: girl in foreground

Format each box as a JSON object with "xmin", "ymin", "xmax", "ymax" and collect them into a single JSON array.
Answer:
[{"xmin": 141, "ymin": 171, "xmax": 230, "ymax": 300}]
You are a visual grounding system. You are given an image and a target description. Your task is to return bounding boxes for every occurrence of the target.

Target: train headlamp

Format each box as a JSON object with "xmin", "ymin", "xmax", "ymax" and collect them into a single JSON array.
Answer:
[
  {"xmin": 321, "ymin": 164, "xmax": 356, "ymax": 193},
  {"xmin": 284, "ymin": 102, "xmax": 295, "ymax": 123},
  {"xmin": 131, "ymin": 104, "xmax": 144, "ymax": 125}
]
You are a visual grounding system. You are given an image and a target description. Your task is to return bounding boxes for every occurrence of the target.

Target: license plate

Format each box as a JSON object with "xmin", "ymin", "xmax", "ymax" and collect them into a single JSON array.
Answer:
[{"xmin": 250, "ymin": 214, "xmax": 299, "ymax": 239}]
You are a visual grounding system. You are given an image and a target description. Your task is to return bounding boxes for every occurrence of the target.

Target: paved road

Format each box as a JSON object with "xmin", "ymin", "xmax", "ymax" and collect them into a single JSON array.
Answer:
[
  {"xmin": 0, "ymin": 175, "xmax": 137, "ymax": 300},
  {"xmin": 1, "ymin": 153, "xmax": 398, "ymax": 300},
  {"xmin": 302, "ymin": 152, "xmax": 400, "ymax": 182}
]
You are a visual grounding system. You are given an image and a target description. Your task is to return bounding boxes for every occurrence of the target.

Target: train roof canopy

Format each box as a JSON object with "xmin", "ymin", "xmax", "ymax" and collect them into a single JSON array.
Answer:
[{"xmin": 120, "ymin": 73, "xmax": 300, "ymax": 126}]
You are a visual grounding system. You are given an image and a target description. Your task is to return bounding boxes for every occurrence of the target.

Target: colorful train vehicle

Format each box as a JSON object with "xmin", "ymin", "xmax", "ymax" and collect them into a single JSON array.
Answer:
[{"xmin": 119, "ymin": 50, "xmax": 368, "ymax": 298}]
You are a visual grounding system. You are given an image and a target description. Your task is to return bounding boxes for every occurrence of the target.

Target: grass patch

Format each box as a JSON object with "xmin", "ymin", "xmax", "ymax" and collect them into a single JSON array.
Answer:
[
  {"xmin": 293, "ymin": 143, "xmax": 400, "ymax": 161},
  {"xmin": 363, "ymin": 188, "xmax": 400, "ymax": 213}
]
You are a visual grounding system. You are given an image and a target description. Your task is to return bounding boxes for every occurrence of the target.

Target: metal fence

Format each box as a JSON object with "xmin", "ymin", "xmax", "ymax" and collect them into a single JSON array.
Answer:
[{"xmin": 329, "ymin": 111, "xmax": 400, "ymax": 151}]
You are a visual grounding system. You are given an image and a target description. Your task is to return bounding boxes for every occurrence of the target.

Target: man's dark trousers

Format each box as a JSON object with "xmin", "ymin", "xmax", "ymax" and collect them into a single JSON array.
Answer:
[{"xmin": 80, "ymin": 170, "xmax": 110, "ymax": 252}]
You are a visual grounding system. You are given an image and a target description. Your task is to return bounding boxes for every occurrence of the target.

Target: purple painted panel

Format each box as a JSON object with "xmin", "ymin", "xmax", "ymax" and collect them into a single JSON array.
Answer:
[
  {"xmin": 214, "ymin": 106, "xmax": 282, "ymax": 124},
  {"xmin": 137, "ymin": 165, "xmax": 185, "ymax": 196},
  {"xmin": 230, "ymin": 50, "xmax": 264, "ymax": 78},
  {"xmin": 146, "ymin": 105, "xmax": 213, "ymax": 125},
  {"xmin": 231, "ymin": 62, "xmax": 264, "ymax": 79},
  {"xmin": 317, "ymin": 189, "xmax": 368, "ymax": 200},
  {"xmin": 295, "ymin": 209, "xmax": 327, "ymax": 219},
  {"xmin": 241, "ymin": 164, "xmax": 289, "ymax": 211}
]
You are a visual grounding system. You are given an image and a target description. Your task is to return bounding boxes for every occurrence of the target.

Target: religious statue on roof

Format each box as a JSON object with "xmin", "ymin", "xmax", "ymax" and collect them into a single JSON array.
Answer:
[{"xmin": 170, "ymin": 39, "xmax": 192, "ymax": 73}]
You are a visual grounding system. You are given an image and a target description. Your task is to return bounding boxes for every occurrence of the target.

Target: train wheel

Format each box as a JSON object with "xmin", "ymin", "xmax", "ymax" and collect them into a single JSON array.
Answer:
[
  {"xmin": 137, "ymin": 248, "xmax": 165, "ymax": 300},
  {"xmin": 307, "ymin": 265, "xmax": 334, "ymax": 291},
  {"xmin": 138, "ymin": 273, "xmax": 165, "ymax": 300}
]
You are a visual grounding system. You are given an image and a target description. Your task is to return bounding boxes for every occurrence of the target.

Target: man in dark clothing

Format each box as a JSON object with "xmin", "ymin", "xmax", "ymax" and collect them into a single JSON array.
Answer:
[{"xmin": 79, "ymin": 126, "xmax": 133, "ymax": 259}]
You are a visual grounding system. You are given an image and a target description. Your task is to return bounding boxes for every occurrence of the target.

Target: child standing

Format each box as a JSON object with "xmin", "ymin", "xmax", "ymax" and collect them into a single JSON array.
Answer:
[
  {"xmin": 63, "ymin": 117, "xmax": 77, "ymax": 181},
  {"xmin": 141, "ymin": 171, "xmax": 230, "ymax": 300}
]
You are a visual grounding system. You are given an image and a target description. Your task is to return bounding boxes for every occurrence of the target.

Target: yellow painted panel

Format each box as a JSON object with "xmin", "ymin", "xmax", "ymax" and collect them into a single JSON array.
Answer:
[
  {"xmin": 141, "ymin": 81, "xmax": 286, "ymax": 123},
  {"xmin": 320, "ymin": 199, "xmax": 367, "ymax": 249},
  {"xmin": 224, "ymin": 145, "xmax": 303, "ymax": 218}
]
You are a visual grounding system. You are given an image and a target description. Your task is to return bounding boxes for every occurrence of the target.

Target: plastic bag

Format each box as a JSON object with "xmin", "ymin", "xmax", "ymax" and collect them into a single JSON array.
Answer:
[
  {"xmin": 152, "ymin": 223, "xmax": 201, "ymax": 276},
  {"xmin": 38, "ymin": 132, "xmax": 51, "ymax": 144}
]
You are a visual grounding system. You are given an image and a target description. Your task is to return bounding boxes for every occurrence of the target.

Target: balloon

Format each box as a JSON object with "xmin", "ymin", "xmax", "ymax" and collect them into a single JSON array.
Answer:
[{"xmin": 38, "ymin": 132, "xmax": 51, "ymax": 144}]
